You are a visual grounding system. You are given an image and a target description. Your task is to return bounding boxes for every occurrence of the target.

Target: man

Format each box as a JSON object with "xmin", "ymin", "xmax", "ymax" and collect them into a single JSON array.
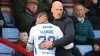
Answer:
[
  {"xmin": 71, "ymin": 4, "xmax": 95, "ymax": 45},
  {"xmin": 15, "ymin": 0, "xmax": 38, "ymax": 33},
  {"xmin": 71, "ymin": 4, "xmax": 95, "ymax": 56},
  {"xmin": 26, "ymin": 11, "xmax": 73, "ymax": 56},
  {"xmin": 40, "ymin": 1, "xmax": 74, "ymax": 56}
]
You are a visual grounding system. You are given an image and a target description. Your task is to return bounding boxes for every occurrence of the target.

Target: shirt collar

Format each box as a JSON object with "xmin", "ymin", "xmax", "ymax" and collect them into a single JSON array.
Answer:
[{"xmin": 77, "ymin": 17, "xmax": 85, "ymax": 22}]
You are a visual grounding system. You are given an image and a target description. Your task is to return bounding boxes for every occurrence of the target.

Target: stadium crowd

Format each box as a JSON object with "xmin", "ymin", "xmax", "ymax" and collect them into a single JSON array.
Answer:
[{"xmin": 0, "ymin": 0, "xmax": 100, "ymax": 56}]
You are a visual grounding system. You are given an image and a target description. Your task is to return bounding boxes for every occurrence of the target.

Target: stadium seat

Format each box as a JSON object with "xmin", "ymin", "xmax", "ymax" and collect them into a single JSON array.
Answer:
[
  {"xmin": 62, "ymin": 0, "xmax": 74, "ymax": 16},
  {"xmin": 2, "ymin": 28, "xmax": 19, "ymax": 42},
  {"xmin": 0, "ymin": 1, "xmax": 15, "ymax": 27},
  {"xmin": 0, "ymin": 43, "xmax": 14, "ymax": 56},
  {"xmin": 93, "ymin": 30, "xmax": 100, "ymax": 39},
  {"xmin": 76, "ymin": 45, "xmax": 92, "ymax": 56},
  {"xmin": 2, "ymin": 13, "xmax": 14, "ymax": 26}
]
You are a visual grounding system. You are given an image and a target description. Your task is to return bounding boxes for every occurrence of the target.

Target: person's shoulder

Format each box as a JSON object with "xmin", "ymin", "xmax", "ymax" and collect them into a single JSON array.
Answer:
[
  {"xmin": 49, "ymin": 23, "xmax": 57, "ymax": 27},
  {"xmin": 49, "ymin": 23, "xmax": 60, "ymax": 28},
  {"xmin": 62, "ymin": 16, "xmax": 73, "ymax": 23},
  {"xmin": 31, "ymin": 24, "xmax": 40, "ymax": 30},
  {"xmin": 32, "ymin": 24, "xmax": 42, "ymax": 28},
  {"xmin": 85, "ymin": 16, "xmax": 92, "ymax": 23},
  {"xmin": 84, "ymin": 51, "xmax": 94, "ymax": 56},
  {"xmin": 51, "ymin": 24, "xmax": 61, "ymax": 31}
]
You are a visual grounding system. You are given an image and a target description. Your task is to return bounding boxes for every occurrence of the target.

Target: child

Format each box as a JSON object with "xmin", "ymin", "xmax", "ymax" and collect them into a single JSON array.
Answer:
[{"xmin": 85, "ymin": 38, "xmax": 100, "ymax": 56}]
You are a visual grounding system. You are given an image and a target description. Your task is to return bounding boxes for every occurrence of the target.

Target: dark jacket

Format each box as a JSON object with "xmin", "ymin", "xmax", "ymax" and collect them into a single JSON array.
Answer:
[
  {"xmin": 85, "ymin": 51, "xmax": 100, "ymax": 56},
  {"xmin": 0, "ymin": 9, "xmax": 4, "ymax": 36},
  {"xmin": 12, "ymin": 0, "xmax": 27, "ymax": 15},
  {"xmin": 0, "ymin": 9, "xmax": 3, "ymax": 20},
  {"xmin": 0, "ymin": 9, "xmax": 5, "ymax": 26},
  {"xmin": 49, "ymin": 9, "xmax": 74, "ymax": 56},
  {"xmin": 84, "ymin": 38, "xmax": 100, "ymax": 56},
  {"xmin": 79, "ymin": 0, "xmax": 100, "ymax": 30},
  {"xmin": 71, "ymin": 16, "xmax": 95, "ymax": 45},
  {"xmin": 15, "ymin": 10, "xmax": 36, "ymax": 33}
]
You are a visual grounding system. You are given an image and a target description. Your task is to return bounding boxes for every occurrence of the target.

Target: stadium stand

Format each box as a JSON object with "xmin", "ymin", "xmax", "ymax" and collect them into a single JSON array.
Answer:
[
  {"xmin": 2, "ymin": 28, "xmax": 19, "ymax": 42},
  {"xmin": 0, "ymin": 0, "xmax": 15, "ymax": 27},
  {"xmin": 2, "ymin": 13, "xmax": 14, "ymax": 26},
  {"xmin": 0, "ymin": 43, "xmax": 14, "ymax": 56},
  {"xmin": 76, "ymin": 45, "xmax": 92, "ymax": 56},
  {"xmin": 0, "ymin": 0, "xmax": 33, "ymax": 56},
  {"xmin": 0, "ymin": 38, "xmax": 33, "ymax": 56},
  {"xmin": 93, "ymin": 30, "xmax": 100, "ymax": 39},
  {"xmin": 1, "ymin": 0, "xmax": 99, "ymax": 56},
  {"xmin": 62, "ymin": 0, "xmax": 76, "ymax": 16}
]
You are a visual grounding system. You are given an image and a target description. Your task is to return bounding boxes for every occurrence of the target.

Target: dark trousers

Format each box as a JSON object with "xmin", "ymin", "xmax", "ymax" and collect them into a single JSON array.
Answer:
[
  {"xmin": 72, "ymin": 46, "xmax": 82, "ymax": 56},
  {"xmin": 56, "ymin": 47, "xmax": 72, "ymax": 56}
]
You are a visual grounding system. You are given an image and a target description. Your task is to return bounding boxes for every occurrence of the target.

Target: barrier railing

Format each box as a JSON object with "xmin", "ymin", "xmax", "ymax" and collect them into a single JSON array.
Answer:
[{"xmin": 0, "ymin": 37, "xmax": 33, "ymax": 56}]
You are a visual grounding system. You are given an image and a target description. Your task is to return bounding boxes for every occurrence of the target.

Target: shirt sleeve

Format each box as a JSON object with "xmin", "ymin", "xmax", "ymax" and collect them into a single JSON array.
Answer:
[
  {"xmin": 28, "ymin": 28, "xmax": 34, "ymax": 44},
  {"xmin": 57, "ymin": 27, "xmax": 63, "ymax": 39}
]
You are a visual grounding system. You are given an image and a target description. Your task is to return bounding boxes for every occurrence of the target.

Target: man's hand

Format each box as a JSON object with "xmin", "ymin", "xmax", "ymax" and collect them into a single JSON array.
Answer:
[
  {"xmin": 40, "ymin": 40, "xmax": 53, "ymax": 49},
  {"xmin": 39, "ymin": 43, "xmax": 47, "ymax": 49}
]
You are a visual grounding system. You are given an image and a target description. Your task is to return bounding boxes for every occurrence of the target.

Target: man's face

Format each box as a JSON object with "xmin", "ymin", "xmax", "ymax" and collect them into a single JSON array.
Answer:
[
  {"xmin": 51, "ymin": 4, "xmax": 63, "ymax": 19},
  {"xmin": 94, "ymin": 44, "xmax": 100, "ymax": 51},
  {"xmin": 27, "ymin": 2, "xmax": 38, "ymax": 14},
  {"xmin": 75, "ymin": 5, "xmax": 85, "ymax": 18}
]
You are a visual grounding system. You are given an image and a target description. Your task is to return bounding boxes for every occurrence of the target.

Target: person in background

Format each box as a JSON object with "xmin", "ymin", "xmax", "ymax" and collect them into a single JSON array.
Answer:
[
  {"xmin": 40, "ymin": 1, "xmax": 74, "ymax": 56},
  {"xmin": 0, "ymin": 8, "xmax": 4, "ymax": 37},
  {"xmin": 71, "ymin": 4, "xmax": 95, "ymax": 45},
  {"xmin": 17, "ymin": 32, "xmax": 28, "ymax": 47},
  {"xmin": 15, "ymin": 0, "xmax": 38, "ymax": 34},
  {"xmin": 79, "ymin": 0, "xmax": 100, "ymax": 30},
  {"xmin": 84, "ymin": 38, "xmax": 100, "ymax": 56},
  {"xmin": 14, "ymin": 32, "xmax": 28, "ymax": 56},
  {"xmin": 70, "ymin": 4, "xmax": 95, "ymax": 56},
  {"xmin": 12, "ymin": 0, "xmax": 27, "ymax": 16}
]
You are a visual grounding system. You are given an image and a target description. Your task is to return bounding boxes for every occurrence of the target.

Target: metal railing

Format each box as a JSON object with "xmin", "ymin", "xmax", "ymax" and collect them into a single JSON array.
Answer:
[{"xmin": 0, "ymin": 37, "xmax": 33, "ymax": 56}]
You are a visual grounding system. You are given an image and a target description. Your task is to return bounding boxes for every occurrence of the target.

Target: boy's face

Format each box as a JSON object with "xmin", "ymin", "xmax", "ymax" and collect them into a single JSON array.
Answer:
[
  {"xmin": 94, "ymin": 44, "xmax": 100, "ymax": 51},
  {"xmin": 36, "ymin": 13, "xmax": 48, "ymax": 24},
  {"xmin": 20, "ymin": 32, "xmax": 28, "ymax": 42}
]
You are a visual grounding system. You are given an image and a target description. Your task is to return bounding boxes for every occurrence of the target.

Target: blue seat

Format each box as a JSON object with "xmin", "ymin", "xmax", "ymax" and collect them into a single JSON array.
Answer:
[
  {"xmin": 2, "ymin": 13, "xmax": 15, "ymax": 27},
  {"xmin": 93, "ymin": 30, "xmax": 100, "ymax": 39},
  {"xmin": 76, "ymin": 45, "xmax": 92, "ymax": 56},
  {"xmin": 2, "ymin": 28, "xmax": 19, "ymax": 42},
  {"xmin": 0, "ymin": 43, "xmax": 14, "ymax": 56},
  {"xmin": 3, "ymin": 13, "xmax": 11, "ymax": 24}
]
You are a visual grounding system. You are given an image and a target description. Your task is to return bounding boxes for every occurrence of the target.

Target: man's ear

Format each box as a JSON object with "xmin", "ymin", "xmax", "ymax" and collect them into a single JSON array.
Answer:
[{"xmin": 51, "ymin": 8, "xmax": 53, "ymax": 13}]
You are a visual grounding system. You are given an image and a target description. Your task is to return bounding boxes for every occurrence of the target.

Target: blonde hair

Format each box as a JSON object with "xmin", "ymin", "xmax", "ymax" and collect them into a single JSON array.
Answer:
[{"xmin": 73, "ymin": 4, "xmax": 85, "ymax": 16}]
